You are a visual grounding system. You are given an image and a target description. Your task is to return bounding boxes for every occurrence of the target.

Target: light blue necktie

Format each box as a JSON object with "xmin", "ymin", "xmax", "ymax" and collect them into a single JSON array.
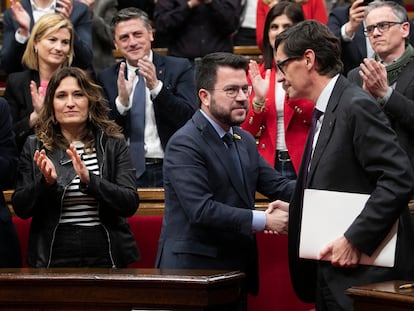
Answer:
[{"xmin": 130, "ymin": 71, "xmax": 146, "ymax": 179}]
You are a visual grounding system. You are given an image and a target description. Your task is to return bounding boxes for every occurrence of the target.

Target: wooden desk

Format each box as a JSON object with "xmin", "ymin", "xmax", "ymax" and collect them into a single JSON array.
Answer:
[
  {"xmin": 346, "ymin": 280, "xmax": 414, "ymax": 311},
  {"xmin": 0, "ymin": 268, "xmax": 245, "ymax": 310}
]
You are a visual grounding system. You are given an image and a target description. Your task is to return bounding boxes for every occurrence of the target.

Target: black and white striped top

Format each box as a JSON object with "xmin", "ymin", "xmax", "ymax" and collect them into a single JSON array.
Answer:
[{"xmin": 60, "ymin": 141, "xmax": 101, "ymax": 226}]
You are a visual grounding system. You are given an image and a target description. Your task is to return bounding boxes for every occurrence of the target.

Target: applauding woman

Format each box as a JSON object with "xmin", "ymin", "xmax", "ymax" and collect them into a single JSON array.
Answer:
[
  {"xmin": 4, "ymin": 13, "xmax": 74, "ymax": 152},
  {"xmin": 12, "ymin": 67, "xmax": 139, "ymax": 268}
]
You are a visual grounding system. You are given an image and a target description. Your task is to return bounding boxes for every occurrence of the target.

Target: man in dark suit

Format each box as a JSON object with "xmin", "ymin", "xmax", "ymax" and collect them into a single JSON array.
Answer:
[
  {"xmin": 327, "ymin": 0, "xmax": 414, "ymax": 75},
  {"xmin": 1, "ymin": 0, "xmax": 93, "ymax": 74},
  {"xmin": 0, "ymin": 98, "xmax": 21, "ymax": 268},
  {"xmin": 97, "ymin": 7, "xmax": 196, "ymax": 187},
  {"xmin": 274, "ymin": 20, "xmax": 414, "ymax": 310},
  {"xmin": 155, "ymin": 52, "xmax": 295, "ymax": 311},
  {"xmin": 348, "ymin": 0, "xmax": 414, "ymax": 170}
]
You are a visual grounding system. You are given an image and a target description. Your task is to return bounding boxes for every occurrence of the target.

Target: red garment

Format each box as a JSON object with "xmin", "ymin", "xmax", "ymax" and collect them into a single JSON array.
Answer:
[
  {"xmin": 256, "ymin": 0, "xmax": 328, "ymax": 50},
  {"xmin": 241, "ymin": 64, "xmax": 314, "ymax": 173}
]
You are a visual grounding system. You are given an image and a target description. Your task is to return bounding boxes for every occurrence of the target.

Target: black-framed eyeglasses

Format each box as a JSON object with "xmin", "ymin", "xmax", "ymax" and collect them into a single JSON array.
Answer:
[
  {"xmin": 276, "ymin": 56, "xmax": 301, "ymax": 75},
  {"xmin": 207, "ymin": 85, "xmax": 252, "ymax": 98},
  {"xmin": 363, "ymin": 21, "xmax": 404, "ymax": 37}
]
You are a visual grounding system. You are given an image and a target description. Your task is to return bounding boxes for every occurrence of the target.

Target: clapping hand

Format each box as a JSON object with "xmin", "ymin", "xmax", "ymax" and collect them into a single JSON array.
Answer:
[{"xmin": 34, "ymin": 150, "xmax": 57, "ymax": 186}]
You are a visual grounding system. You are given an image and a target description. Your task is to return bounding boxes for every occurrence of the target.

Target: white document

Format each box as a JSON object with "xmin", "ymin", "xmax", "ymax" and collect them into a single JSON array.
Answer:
[{"xmin": 299, "ymin": 189, "xmax": 398, "ymax": 267}]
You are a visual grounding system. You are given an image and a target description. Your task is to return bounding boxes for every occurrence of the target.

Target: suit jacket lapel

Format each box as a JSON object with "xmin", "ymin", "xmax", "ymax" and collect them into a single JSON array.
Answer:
[
  {"xmin": 193, "ymin": 111, "xmax": 251, "ymax": 205},
  {"xmin": 306, "ymin": 76, "xmax": 346, "ymax": 186}
]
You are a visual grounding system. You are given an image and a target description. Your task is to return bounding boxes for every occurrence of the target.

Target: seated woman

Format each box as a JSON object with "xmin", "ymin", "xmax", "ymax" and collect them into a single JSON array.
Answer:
[
  {"xmin": 242, "ymin": 2, "xmax": 314, "ymax": 179},
  {"xmin": 4, "ymin": 13, "xmax": 74, "ymax": 152},
  {"xmin": 0, "ymin": 97, "xmax": 21, "ymax": 268},
  {"xmin": 12, "ymin": 67, "xmax": 140, "ymax": 268}
]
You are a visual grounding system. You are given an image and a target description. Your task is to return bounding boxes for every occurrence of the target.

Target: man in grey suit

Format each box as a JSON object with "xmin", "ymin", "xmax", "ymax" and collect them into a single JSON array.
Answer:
[
  {"xmin": 156, "ymin": 52, "xmax": 295, "ymax": 311},
  {"xmin": 274, "ymin": 20, "xmax": 414, "ymax": 310}
]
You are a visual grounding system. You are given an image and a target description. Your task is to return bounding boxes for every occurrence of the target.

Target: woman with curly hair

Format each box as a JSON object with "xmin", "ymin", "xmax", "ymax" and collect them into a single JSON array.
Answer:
[{"xmin": 12, "ymin": 67, "xmax": 140, "ymax": 268}]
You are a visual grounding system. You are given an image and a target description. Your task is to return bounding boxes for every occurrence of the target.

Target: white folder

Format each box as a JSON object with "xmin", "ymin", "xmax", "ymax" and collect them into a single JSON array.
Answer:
[{"xmin": 299, "ymin": 189, "xmax": 398, "ymax": 267}]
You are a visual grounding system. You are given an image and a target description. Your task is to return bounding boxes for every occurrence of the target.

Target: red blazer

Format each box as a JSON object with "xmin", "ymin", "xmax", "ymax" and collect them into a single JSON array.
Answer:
[
  {"xmin": 241, "ymin": 64, "xmax": 313, "ymax": 173},
  {"xmin": 256, "ymin": 0, "xmax": 328, "ymax": 50}
]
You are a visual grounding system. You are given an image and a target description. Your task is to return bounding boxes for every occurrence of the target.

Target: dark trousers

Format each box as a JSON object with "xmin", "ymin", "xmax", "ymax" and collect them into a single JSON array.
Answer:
[
  {"xmin": 136, "ymin": 161, "xmax": 163, "ymax": 188},
  {"xmin": 50, "ymin": 224, "xmax": 112, "ymax": 267}
]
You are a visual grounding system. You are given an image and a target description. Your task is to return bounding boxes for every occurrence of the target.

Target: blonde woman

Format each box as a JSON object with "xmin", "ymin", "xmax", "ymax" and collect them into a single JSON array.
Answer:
[{"xmin": 4, "ymin": 13, "xmax": 74, "ymax": 151}]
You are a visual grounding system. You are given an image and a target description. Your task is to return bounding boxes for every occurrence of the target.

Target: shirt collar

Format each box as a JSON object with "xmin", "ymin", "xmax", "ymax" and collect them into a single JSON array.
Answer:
[
  {"xmin": 315, "ymin": 74, "xmax": 340, "ymax": 114},
  {"xmin": 200, "ymin": 110, "xmax": 233, "ymax": 139},
  {"xmin": 31, "ymin": 0, "xmax": 56, "ymax": 11}
]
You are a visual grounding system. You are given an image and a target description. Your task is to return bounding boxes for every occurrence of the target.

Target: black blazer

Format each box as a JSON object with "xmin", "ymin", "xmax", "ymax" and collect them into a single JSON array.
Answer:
[
  {"xmin": 4, "ymin": 70, "xmax": 40, "ymax": 152},
  {"xmin": 288, "ymin": 76, "xmax": 414, "ymax": 310},
  {"xmin": 97, "ymin": 52, "xmax": 196, "ymax": 150},
  {"xmin": 0, "ymin": 97, "xmax": 21, "ymax": 267}
]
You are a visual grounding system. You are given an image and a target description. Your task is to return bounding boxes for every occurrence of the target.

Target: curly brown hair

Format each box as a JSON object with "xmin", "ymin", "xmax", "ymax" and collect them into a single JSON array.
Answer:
[{"xmin": 35, "ymin": 67, "xmax": 123, "ymax": 152}]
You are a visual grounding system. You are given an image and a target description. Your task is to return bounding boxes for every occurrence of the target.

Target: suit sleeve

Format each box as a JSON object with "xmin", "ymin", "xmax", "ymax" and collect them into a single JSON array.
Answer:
[
  {"xmin": 0, "ymin": 99, "xmax": 18, "ymax": 190},
  {"xmin": 152, "ymin": 57, "xmax": 196, "ymax": 131},
  {"xmin": 0, "ymin": 10, "xmax": 26, "ymax": 73},
  {"xmin": 164, "ymin": 131, "xmax": 254, "ymax": 236},
  {"xmin": 4, "ymin": 74, "xmax": 33, "ymax": 150},
  {"xmin": 70, "ymin": 2, "xmax": 93, "ymax": 70},
  {"xmin": 343, "ymin": 95, "xmax": 414, "ymax": 255}
]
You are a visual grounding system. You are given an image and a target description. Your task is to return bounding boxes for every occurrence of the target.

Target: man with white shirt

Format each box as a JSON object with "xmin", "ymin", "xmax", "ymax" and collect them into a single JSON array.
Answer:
[
  {"xmin": 274, "ymin": 20, "xmax": 414, "ymax": 311},
  {"xmin": 0, "ymin": 0, "xmax": 93, "ymax": 74},
  {"xmin": 97, "ymin": 7, "xmax": 196, "ymax": 187}
]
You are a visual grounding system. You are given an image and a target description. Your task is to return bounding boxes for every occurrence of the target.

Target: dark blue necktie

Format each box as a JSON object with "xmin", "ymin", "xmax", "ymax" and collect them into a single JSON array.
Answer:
[
  {"xmin": 130, "ymin": 71, "xmax": 146, "ymax": 179},
  {"xmin": 222, "ymin": 132, "xmax": 244, "ymax": 184},
  {"xmin": 302, "ymin": 108, "xmax": 323, "ymax": 187}
]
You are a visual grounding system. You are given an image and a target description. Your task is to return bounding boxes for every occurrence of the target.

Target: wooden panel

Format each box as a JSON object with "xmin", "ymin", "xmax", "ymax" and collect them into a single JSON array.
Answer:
[
  {"xmin": 0, "ymin": 268, "xmax": 244, "ymax": 310},
  {"xmin": 346, "ymin": 280, "xmax": 414, "ymax": 311}
]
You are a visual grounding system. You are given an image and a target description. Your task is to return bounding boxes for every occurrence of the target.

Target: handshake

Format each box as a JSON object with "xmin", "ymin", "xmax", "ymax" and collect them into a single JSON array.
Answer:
[{"xmin": 264, "ymin": 200, "xmax": 289, "ymax": 235}]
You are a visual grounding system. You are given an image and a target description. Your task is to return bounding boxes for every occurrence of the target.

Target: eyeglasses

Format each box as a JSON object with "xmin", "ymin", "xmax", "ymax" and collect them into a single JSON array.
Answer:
[
  {"xmin": 208, "ymin": 85, "xmax": 253, "ymax": 98},
  {"xmin": 364, "ymin": 21, "xmax": 403, "ymax": 37},
  {"xmin": 276, "ymin": 56, "xmax": 301, "ymax": 75}
]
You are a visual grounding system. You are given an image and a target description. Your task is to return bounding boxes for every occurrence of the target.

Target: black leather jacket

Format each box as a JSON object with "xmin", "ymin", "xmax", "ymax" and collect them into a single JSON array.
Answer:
[{"xmin": 12, "ymin": 131, "xmax": 140, "ymax": 267}]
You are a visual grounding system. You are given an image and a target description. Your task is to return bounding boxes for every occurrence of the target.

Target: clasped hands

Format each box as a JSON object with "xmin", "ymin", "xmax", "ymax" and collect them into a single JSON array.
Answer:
[
  {"xmin": 34, "ymin": 144, "xmax": 90, "ymax": 186},
  {"xmin": 264, "ymin": 200, "xmax": 289, "ymax": 235}
]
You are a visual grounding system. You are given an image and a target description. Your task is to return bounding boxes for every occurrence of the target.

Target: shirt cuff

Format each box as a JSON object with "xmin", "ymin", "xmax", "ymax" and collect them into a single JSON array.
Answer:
[
  {"xmin": 252, "ymin": 210, "xmax": 266, "ymax": 232},
  {"xmin": 376, "ymin": 87, "xmax": 393, "ymax": 108},
  {"xmin": 341, "ymin": 24, "xmax": 354, "ymax": 42},
  {"xmin": 115, "ymin": 96, "xmax": 132, "ymax": 116},
  {"xmin": 15, "ymin": 30, "xmax": 29, "ymax": 44},
  {"xmin": 150, "ymin": 81, "xmax": 163, "ymax": 99}
]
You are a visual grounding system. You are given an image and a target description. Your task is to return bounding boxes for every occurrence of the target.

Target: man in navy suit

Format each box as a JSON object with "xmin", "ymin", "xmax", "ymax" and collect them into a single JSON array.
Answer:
[
  {"xmin": 156, "ymin": 52, "xmax": 295, "ymax": 311},
  {"xmin": 97, "ymin": 7, "xmax": 196, "ymax": 187},
  {"xmin": 274, "ymin": 20, "xmax": 414, "ymax": 310},
  {"xmin": 1, "ymin": 0, "xmax": 93, "ymax": 74},
  {"xmin": 0, "ymin": 97, "xmax": 21, "ymax": 268}
]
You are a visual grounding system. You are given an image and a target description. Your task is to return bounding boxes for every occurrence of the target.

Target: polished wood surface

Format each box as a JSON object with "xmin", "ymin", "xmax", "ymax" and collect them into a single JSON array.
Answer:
[
  {"xmin": 0, "ymin": 268, "xmax": 244, "ymax": 310},
  {"xmin": 346, "ymin": 280, "xmax": 414, "ymax": 311},
  {"xmin": 4, "ymin": 188, "xmax": 270, "ymax": 216}
]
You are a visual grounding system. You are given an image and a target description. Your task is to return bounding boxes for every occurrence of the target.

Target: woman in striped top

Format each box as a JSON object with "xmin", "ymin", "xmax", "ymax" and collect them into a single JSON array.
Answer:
[{"xmin": 12, "ymin": 67, "xmax": 140, "ymax": 268}]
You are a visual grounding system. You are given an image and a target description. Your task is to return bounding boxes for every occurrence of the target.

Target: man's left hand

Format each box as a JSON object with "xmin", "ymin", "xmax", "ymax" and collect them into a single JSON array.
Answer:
[
  {"xmin": 319, "ymin": 235, "xmax": 361, "ymax": 268},
  {"xmin": 137, "ymin": 56, "xmax": 160, "ymax": 90}
]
